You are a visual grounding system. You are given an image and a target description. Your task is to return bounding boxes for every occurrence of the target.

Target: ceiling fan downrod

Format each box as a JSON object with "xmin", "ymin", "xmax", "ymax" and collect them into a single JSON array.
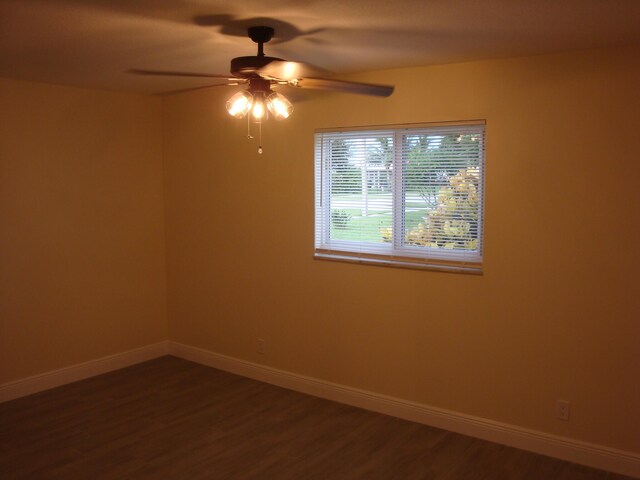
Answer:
[{"xmin": 247, "ymin": 26, "xmax": 274, "ymax": 57}]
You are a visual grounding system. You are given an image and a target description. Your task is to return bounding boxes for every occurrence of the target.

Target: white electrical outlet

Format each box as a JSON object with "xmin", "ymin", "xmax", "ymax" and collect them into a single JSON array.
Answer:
[
  {"xmin": 556, "ymin": 400, "xmax": 570, "ymax": 421},
  {"xmin": 257, "ymin": 338, "xmax": 266, "ymax": 354}
]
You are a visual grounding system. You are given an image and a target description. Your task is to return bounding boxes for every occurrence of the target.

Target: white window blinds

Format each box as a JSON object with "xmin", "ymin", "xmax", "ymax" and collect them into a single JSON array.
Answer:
[{"xmin": 314, "ymin": 121, "xmax": 485, "ymax": 273}]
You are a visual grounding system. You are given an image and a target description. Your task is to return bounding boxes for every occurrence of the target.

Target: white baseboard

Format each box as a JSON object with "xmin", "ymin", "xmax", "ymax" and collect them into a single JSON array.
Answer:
[
  {"xmin": 168, "ymin": 341, "xmax": 640, "ymax": 479},
  {"xmin": 0, "ymin": 341, "xmax": 169, "ymax": 403}
]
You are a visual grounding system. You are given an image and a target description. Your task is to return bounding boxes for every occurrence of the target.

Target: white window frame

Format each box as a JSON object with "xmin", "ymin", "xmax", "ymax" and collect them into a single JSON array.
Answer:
[{"xmin": 314, "ymin": 120, "xmax": 485, "ymax": 274}]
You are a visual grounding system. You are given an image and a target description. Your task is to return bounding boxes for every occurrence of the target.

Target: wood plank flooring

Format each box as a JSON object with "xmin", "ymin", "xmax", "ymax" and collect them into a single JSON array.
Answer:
[{"xmin": 0, "ymin": 356, "xmax": 632, "ymax": 479}]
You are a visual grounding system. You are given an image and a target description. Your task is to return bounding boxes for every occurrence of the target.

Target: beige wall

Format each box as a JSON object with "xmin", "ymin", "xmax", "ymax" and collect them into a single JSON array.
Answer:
[
  {"xmin": 0, "ymin": 79, "xmax": 168, "ymax": 383},
  {"xmin": 163, "ymin": 46, "xmax": 640, "ymax": 453}
]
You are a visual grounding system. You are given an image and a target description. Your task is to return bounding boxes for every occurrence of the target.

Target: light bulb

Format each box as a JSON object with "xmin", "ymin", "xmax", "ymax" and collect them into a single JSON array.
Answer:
[
  {"xmin": 252, "ymin": 98, "xmax": 265, "ymax": 120},
  {"xmin": 266, "ymin": 92, "xmax": 293, "ymax": 120},
  {"xmin": 226, "ymin": 91, "xmax": 253, "ymax": 118}
]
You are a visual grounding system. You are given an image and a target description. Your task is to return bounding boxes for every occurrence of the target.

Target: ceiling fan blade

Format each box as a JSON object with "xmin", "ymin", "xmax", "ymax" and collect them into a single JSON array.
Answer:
[
  {"xmin": 293, "ymin": 77, "xmax": 394, "ymax": 97},
  {"xmin": 129, "ymin": 69, "xmax": 237, "ymax": 80},
  {"xmin": 158, "ymin": 83, "xmax": 243, "ymax": 96},
  {"xmin": 258, "ymin": 60, "xmax": 328, "ymax": 81}
]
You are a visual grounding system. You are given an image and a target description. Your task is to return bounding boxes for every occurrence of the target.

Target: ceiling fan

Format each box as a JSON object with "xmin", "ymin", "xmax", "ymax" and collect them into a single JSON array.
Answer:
[{"xmin": 131, "ymin": 26, "xmax": 394, "ymax": 152}]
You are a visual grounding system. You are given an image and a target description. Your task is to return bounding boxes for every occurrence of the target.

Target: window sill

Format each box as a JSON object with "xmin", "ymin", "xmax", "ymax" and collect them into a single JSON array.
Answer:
[{"xmin": 314, "ymin": 252, "xmax": 483, "ymax": 275}]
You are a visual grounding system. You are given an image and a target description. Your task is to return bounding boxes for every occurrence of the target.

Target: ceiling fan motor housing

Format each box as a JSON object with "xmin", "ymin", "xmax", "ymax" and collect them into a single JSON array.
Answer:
[
  {"xmin": 230, "ymin": 26, "xmax": 280, "ymax": 78},
  {"xmin": 230, "ymin": 56, "xmax": 282, "ymax": 78}
]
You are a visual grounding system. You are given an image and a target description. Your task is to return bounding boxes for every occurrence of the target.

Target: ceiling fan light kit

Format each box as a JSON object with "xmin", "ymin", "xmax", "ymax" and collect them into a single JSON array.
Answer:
[
  {"xmin": 134, "ymin": 25, "xmax": 394, "ymax": 153},
  {"xmin": 225, "ymin": 73, "xmax": 292, "ymax": 122}
]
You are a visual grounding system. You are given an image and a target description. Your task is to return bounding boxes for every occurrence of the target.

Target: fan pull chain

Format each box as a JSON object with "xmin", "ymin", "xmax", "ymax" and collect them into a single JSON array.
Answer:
[
  {"xmin": 246, "ymin": 114, "xmax": 253, "ymax": 139},
  {"xmin": 258, "ymin": 121, "xmax": 263, "ymax": 154}
]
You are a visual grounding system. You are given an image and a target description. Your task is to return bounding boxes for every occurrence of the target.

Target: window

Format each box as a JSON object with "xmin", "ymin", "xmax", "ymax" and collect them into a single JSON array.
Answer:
[{"xmin": 314, "ymin": 121, "xmax": 485, "ymax": 273}]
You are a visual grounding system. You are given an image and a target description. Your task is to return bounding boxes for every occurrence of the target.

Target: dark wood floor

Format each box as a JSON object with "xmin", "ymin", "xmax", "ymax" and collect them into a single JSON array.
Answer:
[{"xmin": 0, "ymin": 356, "xmax": 631, "ymax": 479}]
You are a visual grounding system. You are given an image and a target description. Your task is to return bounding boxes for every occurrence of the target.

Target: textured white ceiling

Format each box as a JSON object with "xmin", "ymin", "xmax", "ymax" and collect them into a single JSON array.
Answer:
[{"xmin": 1, "ymin": 0, "xmax": 639, "ymax": 94}]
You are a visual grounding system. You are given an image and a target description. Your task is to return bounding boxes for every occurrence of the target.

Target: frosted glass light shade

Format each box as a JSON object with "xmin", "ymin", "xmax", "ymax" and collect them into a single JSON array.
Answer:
[{"xmin": 226, "ymin": 91, "xmax": 253, "ymax": 118}]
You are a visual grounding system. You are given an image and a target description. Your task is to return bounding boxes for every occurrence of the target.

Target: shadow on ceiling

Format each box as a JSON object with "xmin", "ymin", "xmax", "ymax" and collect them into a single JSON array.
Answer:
[{"xmin": 192, "ymin": 15, "xmax": 326, "ymax": 45}]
